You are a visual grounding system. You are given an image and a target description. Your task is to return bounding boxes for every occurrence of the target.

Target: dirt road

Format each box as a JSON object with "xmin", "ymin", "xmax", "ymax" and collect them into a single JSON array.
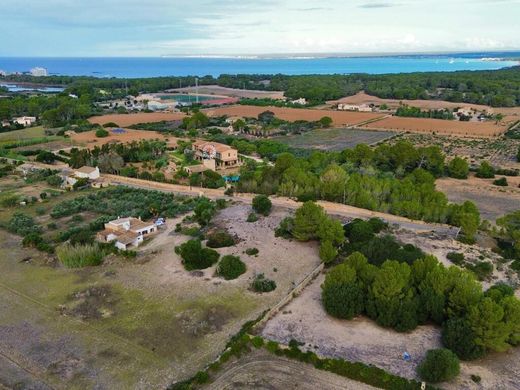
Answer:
[
  {"xmin": 207, "ymin": 349, "xmax": 376, "ymax": 390},
  {"xmin": 103, "ymin": 174, "xmax": 456, "ymax": 235}
]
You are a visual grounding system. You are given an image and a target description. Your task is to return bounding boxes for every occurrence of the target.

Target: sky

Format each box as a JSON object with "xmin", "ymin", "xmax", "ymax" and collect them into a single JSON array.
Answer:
[{"xmin": 1, "ymin": 0, "xmax": 520, "ymax": 57}]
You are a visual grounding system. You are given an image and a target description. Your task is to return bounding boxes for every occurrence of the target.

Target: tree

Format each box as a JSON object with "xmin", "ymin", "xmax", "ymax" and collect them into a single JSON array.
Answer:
[
  {"xmin": 292, "ymin": 201, "xmax": 326, "ymax": 241},
  {"xmin": 232, "ymin": 119, "xmax": 246, "ymax": 132},
  {"xmin": 319, "ymin": 116, "xmax": 333, "ymax": 128},
  {"xmin": 319, "ymin": 240, "xmax": 337, "ymax": 263},
  {"xmin": 448, "ymin": 157, "xmax": 469, "ymax": 179},
  {"xmin": 496, "ymin": 210, "xmax": 520, "ymax": 259},
  {"xmin": 449, "ymin": 201, "xmax": 480, "ymax": 242},
  {"xmin": 252, "ymin": 194, "xmax": 272, "ymax": 216},
  {"xmin": 417, "ymin": 349, "xmax": 460, "ymax": 383},
  {"xmin": 194, "ymin": 197, "xmax": 216, "ymax": 226},
  {"xmin": 322, "ymin": 262, "xmax": 364, "ymax": 319},
  {"xmin": 320, "ymin": 164, "xmax": 347, "ymax": 202},
  {"xmin": 35, "ymin": 151, "xmax": 56, "ymax": 164},
  {"xmin": 476, "ymin": 161, "xmax": 495, "ymax": 178}
]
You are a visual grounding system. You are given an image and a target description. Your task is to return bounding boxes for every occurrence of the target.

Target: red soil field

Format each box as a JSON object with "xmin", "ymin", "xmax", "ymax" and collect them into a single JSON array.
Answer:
[
  {"xmin": 362, "ymin": 116, "xmax": 506, "ymax": 138},
  {"xmin": 71, "ymin": 128, "xmax": 179, "ymax": 148},
  {"xmin": 88, "ymin": 112, "xmax": 186, "ymax": 127},
  {"xmin": 203, "ymin": 105, "xmax": 385, "ymax": 126}
]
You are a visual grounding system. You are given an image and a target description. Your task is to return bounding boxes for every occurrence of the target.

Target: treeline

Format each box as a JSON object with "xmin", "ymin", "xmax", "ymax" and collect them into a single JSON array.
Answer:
[
  {"xmin": 0, "ymin": 94, "xmax": 97, "ymax": 127},
  {"xmin": 322, "ymin": 250, "xmax": 520, "ymax": 360},
  {"xmin": 232, "ymin": 141, "xmax": 480, "ymax": 239},
  {"xmin": 395, "ymin": 105, "xmax": 454, "ymax": 120},
  {"xmin": 4, "ymin": 66, "xmax": 520, "ymax": 106}
]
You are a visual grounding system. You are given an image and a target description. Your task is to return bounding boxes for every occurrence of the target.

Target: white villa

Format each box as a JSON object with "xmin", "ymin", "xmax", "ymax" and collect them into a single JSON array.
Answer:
[{"xmin": 96, "ymin": 217, "xmax": 157, "ymax": 250}]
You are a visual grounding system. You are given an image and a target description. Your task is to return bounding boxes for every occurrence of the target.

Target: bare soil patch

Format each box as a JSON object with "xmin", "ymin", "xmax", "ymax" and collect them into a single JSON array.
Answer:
[
  {"xmin": 363, "ymin": 116, "xmax": 506, "ymax": 137},
  {"xmin": 71, "ymin": 128, "xmax": 180, "ymax": 148},
  {"xmin": 88, "ymin": 112, "xmax": 186, "ymax": 127},
  {"xmin": 203, "ymin": 105, "xmax": 385, "ymax": 126},
  {"xmin": 331, "ymin": 91, "xmax": 494, "ymax": 112}
]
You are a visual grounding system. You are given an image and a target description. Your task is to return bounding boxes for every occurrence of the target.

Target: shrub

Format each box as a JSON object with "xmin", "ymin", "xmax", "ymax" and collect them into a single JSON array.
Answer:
[
  {"xmin": 45, "ymin": 174, "xmax": 63, "ymax": 187},
  {"xmin": 467, "ymin": 260, "xmax": 493, "ymax": 280},
  {"xmin": 246, "ymin": 212, "xmax": 258, "ymax": 223},
  {"xmin": 446, "ymin": 252, "xmax": 464, "ymax": 265},
  {"xmin": 447, "ymin": 157, "xmax": 469, "ymax": 179},
  {"xmin": 251, "ymin": 274, "xmax": 276, "ymax": 293},
  {"xmin": 216, "ymin": 198, "xmax": 227, "ymax": 209},
  {"xmin": 224, "ymin": 186, "xmax": 234, "ymax": 196},
  {"xmin": 417, "ymin": 349, "xmax": 460, "ymax": 383},
  {"xmin": 175, "ymin": 239, "xmax": 219, "ymax": 270},
  {"xmin": 252, "ymin": 194, "xmax": 272, "ymax": 216},
  {"xmin": 103, "ymin": 122, "xmax": 119, "ymax": 128},
  {"xmin": 56, "ymin": 243, "xmax": 104, "ymax": 268},
  {"xmin": 245, "ymin": 247, "xmax": 259, "ymax": 256},
  {"xmin": 95, "ymin": 128, "xmax": 110, "ymax": 138},
  {"xmin": 206, "ymin": 230, "xmax": 235, "ymax": 248},
  {"xmin": 7, "ymin": 212, "xmax": 41, "ymax": 235},
  {"xmin": 493, "ymin": 177, "xmax": 508, "ymax": 186},
  {"xmin": 275, "ymin": 216, "xmax": 294, "ymax": 237},
  {"xmin": 194, "ymin": 371, "xmax": 209, "ymax": 384},
  {"xmin": 216, "ymin": 255, "xmax": 246, "ymax": 280},
  {"xmin": 476, "ymin": 161, "xmax": 495, "ymax": 178},
  {"xmin": 22, "ymin": 232, "xmax": 44, "ymax": 248},
  {"xmin": 251, "ymin": 336, "xmax": 264, "ymax": 348}
]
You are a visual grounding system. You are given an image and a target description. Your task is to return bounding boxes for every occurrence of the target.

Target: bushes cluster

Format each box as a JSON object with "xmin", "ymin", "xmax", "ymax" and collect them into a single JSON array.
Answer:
[
  {"xmin": 175, "ymin": 239, "xmax": 219, "ymax": 270},
  {"xmin": 493, "ymin": 177, "xmax": 508, "ymax": 186},
  {"xmin": 7, "ymin": 212, "xmax": 41, "ymax": 235},
  {"xmin": 51, "ymin": 187, "xmax": 197, "ymax": 220},
  {"xmin": 206, "ymin": 230, "xmax": 235, "ymax": 248},
  {"xmin": 56, "ymin": 243, "xmax": 104, "ymax": 268},
  {"xmin": 216, "ymin": 255, "xmax": 246, "ymax": 280},
  {"xmin": 322, "ymin": 252, "xmax": 520, "ymax": 360},
  {"xmin": 251, "ymin": 273, "xmax": 276, "ymax": 293},
  {"xmin": 245, "ymin": 247, "xmax": 259, "ymax": 256}
]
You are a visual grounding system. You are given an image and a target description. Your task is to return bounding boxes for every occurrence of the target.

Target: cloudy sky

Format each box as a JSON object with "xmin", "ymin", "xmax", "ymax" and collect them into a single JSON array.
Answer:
[{"xmin": 1, "ymin": 0, "xmax": 519, "ymax": 56}]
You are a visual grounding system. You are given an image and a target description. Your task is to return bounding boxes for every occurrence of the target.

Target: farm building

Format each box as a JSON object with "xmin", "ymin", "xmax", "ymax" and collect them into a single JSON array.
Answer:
[
  {"xmin": 191, "ymin": 141, "xmax": 241, "ymax": 170},
  {"xmin": 13, "ymin": 116, "xmax": 36, "ymax": 127},
  {"xmin": 337, "ymin": 103, "xmax": 372, "ymax": 112},
  {"xmin": 61, "ymin": 166, "xmax": 108, "ymax": 189},
  {"xmin": 96, "ymin": 217, "xmax": 157, "ymax": 250}
]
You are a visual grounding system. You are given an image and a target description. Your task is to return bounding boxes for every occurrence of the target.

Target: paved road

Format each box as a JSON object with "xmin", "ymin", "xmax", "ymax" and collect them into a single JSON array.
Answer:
[{"xmin": 103, "ymin": 174, "xmax": 456, "ymax": 235}]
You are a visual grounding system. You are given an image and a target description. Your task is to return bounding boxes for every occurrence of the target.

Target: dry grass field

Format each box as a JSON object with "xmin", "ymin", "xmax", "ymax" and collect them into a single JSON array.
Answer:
[
  {"xmin": 204, "ymin": 105, "xmax": 385, "ymax": 126},
  {"xmin": 88, "ymin": 112, "xmax": 186, "ymax": 127},
  {"xmin": 275, "ymin": 128, "xmax": 395, "ymax": 151},
  {"xmin": 0, "ymin": 190, "xmax": 322, "ymax": 389},
  {"xmin": 71, "ymin": 128, "xmax": 180, "ymax": 148},
  {"xmin": 169, "ymin": 85, "xmax": 285, "ymax": 100},
  {"xmin": 362, "ymin": 116, "xmax": 506, "ymax": 137}
]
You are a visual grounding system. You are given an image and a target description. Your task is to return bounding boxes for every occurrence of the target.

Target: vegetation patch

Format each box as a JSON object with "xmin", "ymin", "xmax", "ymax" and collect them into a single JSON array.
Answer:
[
  {"xmin": 216, "ymin": 255, "xmax": 247, "ymax": 280},
  {"xmin": 56, "ymin": 243, "xmax": 104, "ymax": 268}
]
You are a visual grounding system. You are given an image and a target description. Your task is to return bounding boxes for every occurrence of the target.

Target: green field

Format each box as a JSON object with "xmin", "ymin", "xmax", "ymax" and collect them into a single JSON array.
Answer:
[{"xmin": 275, "ymin": 128, "xmax": 396, "ymax": 151}]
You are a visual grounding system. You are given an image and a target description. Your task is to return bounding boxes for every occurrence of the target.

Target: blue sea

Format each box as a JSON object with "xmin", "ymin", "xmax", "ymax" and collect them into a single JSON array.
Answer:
[{"xmin": 0, "ymin": 53, "xmax": 519, "ymax": 79}]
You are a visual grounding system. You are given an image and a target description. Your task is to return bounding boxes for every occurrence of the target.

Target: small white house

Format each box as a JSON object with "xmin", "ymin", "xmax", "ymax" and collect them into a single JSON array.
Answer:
[
  {"xmin": 337, "ymin": 104, "xmax": 372, "ymax": 112},
  {"xmin": 75, "ymin": 166, "xmax": 100, "ymax": 180},
  {"xmin": 97, "ymin": 217, "xmax": 157, "ymax": 251},
  {"xmin": 13, "ymin": 116, "xmax": 36, "ymax": 127},
  {"xmin": 290, "ymin": 97, "xmax": 307, "ymax": 105}
]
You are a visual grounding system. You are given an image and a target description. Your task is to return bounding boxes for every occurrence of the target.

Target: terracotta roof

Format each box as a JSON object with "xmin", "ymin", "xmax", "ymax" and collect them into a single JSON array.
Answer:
[
  {"xmin": 116, "ymin": 231, "xmax": 139, "ymax": 245},
  {"xmin": 76, "ymin": 166, "xmax": 97, "ymax": 174},
  {"xmin": 193, "ymin": 141, "xmax": 233, "ymax": 153},
  {"xmin": 130, "ymin": 219, "xmax": 155, "ymax": 231}
]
